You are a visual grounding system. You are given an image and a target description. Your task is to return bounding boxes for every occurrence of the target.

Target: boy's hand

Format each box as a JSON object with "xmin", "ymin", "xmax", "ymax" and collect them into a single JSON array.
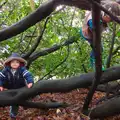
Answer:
[
  {"xmin": 27, "ymin": 83, "xmax": 33, "ymax": 88},
  {"xmin": 0, "ymin": 86, "xmax": 4, "ymax": 91}
]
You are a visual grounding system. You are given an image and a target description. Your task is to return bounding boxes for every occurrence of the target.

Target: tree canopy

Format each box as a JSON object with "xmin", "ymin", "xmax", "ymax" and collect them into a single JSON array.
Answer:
[{"xmin": 0, "ymin": 0, "xmax": 119, "ymax": 80}]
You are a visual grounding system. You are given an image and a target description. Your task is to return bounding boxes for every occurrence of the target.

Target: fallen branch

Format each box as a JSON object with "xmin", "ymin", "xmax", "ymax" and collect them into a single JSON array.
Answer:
[
  {"xmin": 0, "ymin": 66, "xmax": 119, "ymax": 106},
  {"xmin": 19, "ymin": 101, "xmax": 69, "ymax": 109}
]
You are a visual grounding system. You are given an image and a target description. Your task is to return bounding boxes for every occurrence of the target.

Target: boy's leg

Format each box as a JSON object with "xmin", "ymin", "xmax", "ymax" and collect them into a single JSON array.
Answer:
[
  {"xmin": 79, "ymin": 28, "xmax": 104, "ymax": 70},
  {"xmin": 10, "ymin": 105, "xmax": 19, "ymax": 118},
  {"xmin": 90, "ymin": 43, "xmax": 105, "ymax": 71},
  {"xmin": 90, "ymin": 49, "xmax": 96, "ymax": 70}
]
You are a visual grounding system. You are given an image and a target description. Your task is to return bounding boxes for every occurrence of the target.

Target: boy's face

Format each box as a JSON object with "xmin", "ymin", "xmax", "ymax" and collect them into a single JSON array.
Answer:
[
  {"xmin": 10, "ymin": 60, "xmax": 20, "ymax": 69},
  {"xmin": 102, "ymin": 15, "xmax": 111, "ymax": 23}
]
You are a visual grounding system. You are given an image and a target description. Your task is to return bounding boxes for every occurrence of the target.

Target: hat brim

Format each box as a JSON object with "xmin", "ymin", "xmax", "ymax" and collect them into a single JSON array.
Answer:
[{"xmin": 4, "ymin": 57, "xmax": 27, "ymax": 66}]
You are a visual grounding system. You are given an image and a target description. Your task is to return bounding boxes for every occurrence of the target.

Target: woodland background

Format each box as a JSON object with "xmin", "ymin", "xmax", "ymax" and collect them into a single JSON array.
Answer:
[{"xmin": 0, "ymin": 0, "xmax": 120, "ymax": 119}]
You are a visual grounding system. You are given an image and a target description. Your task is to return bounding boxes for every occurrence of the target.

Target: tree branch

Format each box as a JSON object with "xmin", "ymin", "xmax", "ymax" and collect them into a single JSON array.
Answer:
[
  {"xmin": 90, "ymin": 95, "xmax": 120, "ymax": 118},
  {"xmin": 83, "ymin": 0, "xmax": 102, "ymax": 112},
  {"xmin": 0, "ymin": 66, "xmax": 119, "ymax": 106},
  {"xmin": 0, "ymin": 0, "xmax": 57, "ymax": 42},
  {"xmin": 106, "ymin": 23, "xmax": 116, "ymax": 68},
  {"xmin": 27, "ymin": 36, "xmax": 78, "ymax": 66},
  {"xmin": 23, "ymin": 16, "xmax": 50, "ymax": 59},
  {"xmin": 0, "ymin": 0, "xmax": 118, "ymax": 42},
  {"xmin": 19, "ymin": 101, "xmax": 68, "ymax": 109},
  {"xmin": 90, "ymin": 0, "xmax": 120, "ymax": 24}
]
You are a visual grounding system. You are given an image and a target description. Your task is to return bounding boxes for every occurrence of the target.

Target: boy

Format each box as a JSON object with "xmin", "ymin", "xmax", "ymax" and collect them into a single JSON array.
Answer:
[
  {"xmin": 0, "ymin": 53, "xmax": 34, "ymax": 119},
  {"xmin": 80, "ymin": 1, "xmax": 120, "ymax": 70}
]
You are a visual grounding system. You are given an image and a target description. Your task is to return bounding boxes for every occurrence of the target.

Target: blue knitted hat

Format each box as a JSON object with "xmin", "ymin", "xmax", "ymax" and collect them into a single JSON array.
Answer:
[{"xmin": 4, "ymin": 53, "xmax": 27, "ymax": 66}]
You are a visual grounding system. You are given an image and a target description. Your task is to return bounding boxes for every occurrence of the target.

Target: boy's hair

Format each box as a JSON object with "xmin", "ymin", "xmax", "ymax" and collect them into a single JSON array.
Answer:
[{"xmin": 102, "ymin": 1, "xmax": 120, "ymax": 17}]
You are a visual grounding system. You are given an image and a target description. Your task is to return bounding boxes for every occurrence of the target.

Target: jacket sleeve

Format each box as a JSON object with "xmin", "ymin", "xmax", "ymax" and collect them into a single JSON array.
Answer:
[
  {"xmin": 21, "ymin": 67, "xmax": 34, "ymax": 84},
  {"xmin": 0, "ymin": 69, "xmax": 6, "ymax": 86}
]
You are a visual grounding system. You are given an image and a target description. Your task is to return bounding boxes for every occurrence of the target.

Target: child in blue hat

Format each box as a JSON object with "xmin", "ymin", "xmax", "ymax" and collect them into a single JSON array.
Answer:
[{"xmin": 0, "ymin": 53, "xmax": 34, "ymax": 119}]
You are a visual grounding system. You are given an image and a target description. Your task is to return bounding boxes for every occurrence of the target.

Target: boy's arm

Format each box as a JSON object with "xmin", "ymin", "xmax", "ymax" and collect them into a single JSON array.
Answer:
[
  {"xmin": 0, "ymin": 70, "xmax": 6, "ymax": 91},
  {"xmin": 22, "ymin": 67, "xmax": 34, "ymax": 84}
]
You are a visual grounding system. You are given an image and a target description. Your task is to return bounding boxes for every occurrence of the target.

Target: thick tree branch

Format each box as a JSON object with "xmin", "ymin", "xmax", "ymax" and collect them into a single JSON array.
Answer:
[
  {"xmin": 90, "ymin": 96, "xmax": 120, "ymax": 118},
  {"xmin": 0, "ymin": 66, "xmax": 120, "ymax": 106},
  {"xmin": 0, "ymin": 0, "xmax": 91, "ymax": 42},
  {"xmin": 0, "ymin": 0, "xmax": 57, "ymax": 41}
]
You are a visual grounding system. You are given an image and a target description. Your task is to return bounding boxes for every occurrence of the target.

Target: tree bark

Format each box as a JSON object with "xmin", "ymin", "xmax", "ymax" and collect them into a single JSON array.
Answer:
[
  {"xmin": 0, "ymin": 0, "xmax": 57, "ymax": 41},
  {"xmin": 82, "ymin": 0, "xmax": 102, "ymax": 112},
  {"xmin": 0, "ymin": 66, "xmax": 120, "ymax": 106}
]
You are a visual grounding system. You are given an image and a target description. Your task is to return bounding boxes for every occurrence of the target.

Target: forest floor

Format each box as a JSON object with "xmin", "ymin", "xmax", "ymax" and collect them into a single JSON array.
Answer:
[{"xmin": 0, "ymin": 88, "xmax": 120, "ymax": 120}]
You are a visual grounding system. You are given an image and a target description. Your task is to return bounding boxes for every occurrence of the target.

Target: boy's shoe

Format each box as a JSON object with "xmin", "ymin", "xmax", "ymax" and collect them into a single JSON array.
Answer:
[
  {"xmin": 10, "ymin": 113, "xmax": 16, "ymax": 120},
  {"xmin": 90, "ymin": 57, "xmax": 105, "ymax": 71},
  {"xmin": 102, "ymin": 66, "xmax": 105, "ymax": 71},
  {"xmin": 90, "ymin": 57, "xmax": 95, "ymax": 70},
  {"xmin": 10, "ymin": 118, "xmax": 17, "ymax": 120}
]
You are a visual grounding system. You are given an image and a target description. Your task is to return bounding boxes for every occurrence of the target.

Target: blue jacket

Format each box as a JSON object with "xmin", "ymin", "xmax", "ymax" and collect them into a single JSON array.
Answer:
[{"xmin": 0, "ymin": 66, "xmax": 34, "ymax": 89}]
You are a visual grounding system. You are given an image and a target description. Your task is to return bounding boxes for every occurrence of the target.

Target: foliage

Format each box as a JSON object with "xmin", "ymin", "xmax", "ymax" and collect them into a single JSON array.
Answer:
[{"xmin": 0, "ymin": 0, "xmax": 120, "ymax": 80}]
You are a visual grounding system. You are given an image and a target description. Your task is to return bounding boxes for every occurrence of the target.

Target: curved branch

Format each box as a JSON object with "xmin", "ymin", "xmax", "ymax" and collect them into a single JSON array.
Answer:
[{"xmin": 0, "ymin": 0, "xmax": 57, "ymax": 42}]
